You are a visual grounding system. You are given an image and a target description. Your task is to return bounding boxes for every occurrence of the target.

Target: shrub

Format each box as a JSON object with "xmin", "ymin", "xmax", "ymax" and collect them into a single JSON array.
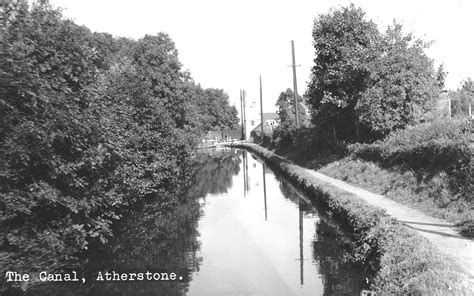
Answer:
[
  {"xmin": 272, "ymin": 126, "xmax": 347, "ymax": 159},
  {"xmin": 350, "ymin": 119, "xmax": 471, "ymax": 198}
]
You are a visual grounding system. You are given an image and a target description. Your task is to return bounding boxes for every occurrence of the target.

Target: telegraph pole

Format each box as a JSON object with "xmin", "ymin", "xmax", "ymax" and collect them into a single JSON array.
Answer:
[
  {"xmin": 262, "ymin": 163, "xmax": 268, "ymax": 221},
  {"xmin": 240, "ymin": 90, "xmax": 244, "ymax": 140},
  {"xmin": 291, "ymin": 40, "xmax": 300, "ymax": 128},
  {"xmin": 260, "ymin": 76, "xmax": 264, "ymax": 142},
  {"xmin": 243, "ymin": 90, "xmax": 247, "ymax": 141}
]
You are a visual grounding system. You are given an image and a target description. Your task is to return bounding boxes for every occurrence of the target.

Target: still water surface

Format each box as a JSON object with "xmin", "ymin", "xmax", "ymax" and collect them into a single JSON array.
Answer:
[{"xmin": 26, "ymin": 149, "xmax": 366, "ymax": 296}]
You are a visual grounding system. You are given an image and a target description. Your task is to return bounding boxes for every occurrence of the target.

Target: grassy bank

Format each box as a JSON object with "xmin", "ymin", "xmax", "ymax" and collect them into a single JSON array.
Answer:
[
  {"xmin": 268, "ymin": 119, "xmax": 473, "ymax": 236},
  {"xmin": 319, "ymin": 158, "xmax": 471, "ymax": 224},
  {"xmin": 233, "ymin": 143, "xmax": 472, "ymax": 295}
]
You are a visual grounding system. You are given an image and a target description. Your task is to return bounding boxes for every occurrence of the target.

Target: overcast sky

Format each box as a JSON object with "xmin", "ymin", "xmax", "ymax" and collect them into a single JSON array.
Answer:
[{"xmin": 50, "ymin": 0, "xmax": 473, "ymax": 113}]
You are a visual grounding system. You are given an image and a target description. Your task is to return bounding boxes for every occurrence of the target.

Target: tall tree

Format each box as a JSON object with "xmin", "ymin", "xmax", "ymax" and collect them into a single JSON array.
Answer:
[
  {"xmin": 202, "ymin": 88, "xmax": 239, "ymax": 130},
  {"xmin": 306, "ymin": 4, "xmax": 380, "ymax": 140},
  {"xmin": 186, "ymin": 85, "xmax": 239, "ymax": 131},
  {"xmin": 1, "ymin": 0, "xmax": 123, "ymax": 277},
  {"xmin": 276, "ymin": 88, "xmax": 309, "ymax": 131},
  {"xmin": 356, "ymin": 23, "xmax": 439, "ymax": 134},
  {"xmin": 307, "ymin": 5, "xmax": 440, "ymax": 140}
]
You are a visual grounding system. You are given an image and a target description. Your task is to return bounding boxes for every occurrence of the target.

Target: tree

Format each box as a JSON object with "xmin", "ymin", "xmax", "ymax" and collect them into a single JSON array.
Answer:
[
  {"xmin": 449, "ymin": 78, "xmax": 474, "ymax": 117},
  {"xmin": 201, "ymin": 88, "xmax": 239, "ymax": 130},
  {"xmin": 1, "ymin": 0, "xmax": 123, "ymax": 279},
  {"xmin": 307, "ymin": 5, "xmax": 440, "ymax": 140},
  {"xmin": 275, "ymin": 88, "xmax": 309, "ymax": 131},
  {"xmin": 306, "ymin": 4, "xmax": 380, "ymax": 140},
  {"xmin": 100, "ymin": 33, "xmax": 201, "ymax": 198},
  {"xmin": 184, "ymin": 84, "xmax": 239, "ymax": 131},
  {"xmin": 436, "ymin": 63, "xmax": 448, "ymax": 89},
  {"xmin": 356, "ymin": 23, "xmax": 439, "ymax": 134}
]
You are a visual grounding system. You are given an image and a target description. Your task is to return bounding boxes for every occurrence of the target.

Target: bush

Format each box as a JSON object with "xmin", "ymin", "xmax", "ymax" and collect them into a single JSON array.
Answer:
[
  {"xmin": 350, "ymin": 119, "xmax": 471, "ymax": 197},
  {"xmin": 272, "ymin": 126, "xmax": 346, "ymax": 158}
]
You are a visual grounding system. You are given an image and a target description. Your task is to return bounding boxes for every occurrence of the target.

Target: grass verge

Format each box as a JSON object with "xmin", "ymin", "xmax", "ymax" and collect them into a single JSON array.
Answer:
[
  {"xmin": 233, "ymin": 143, "xmax": 473, "ymax": 295},
  {"xmin": 265, "ymin": 119, "xmax": 473, "ymax": 236},
  {"xmin": 318, "ymin": 157, "xmax": 472, "ymax": 226}
]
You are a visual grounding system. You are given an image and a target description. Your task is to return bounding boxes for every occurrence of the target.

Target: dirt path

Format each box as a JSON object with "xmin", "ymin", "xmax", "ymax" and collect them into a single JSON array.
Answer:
[{"xmin": 301, "ymin": 168, "xmax": 474, "ymax": 278}]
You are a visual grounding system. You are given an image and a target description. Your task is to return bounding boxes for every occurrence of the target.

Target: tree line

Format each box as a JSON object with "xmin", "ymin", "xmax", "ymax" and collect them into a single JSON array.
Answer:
[
  {"xmin": 275, "ymin": 4, "xmax": 472, "ymax": 142},
  {"xmin": 0, "ymin": 0, "xmax": 238, "ymax": 285}
]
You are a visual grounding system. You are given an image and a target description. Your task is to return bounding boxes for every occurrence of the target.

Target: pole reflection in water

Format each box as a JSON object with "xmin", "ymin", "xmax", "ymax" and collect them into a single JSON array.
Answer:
[
  {"xmin": 245, "ymin": 151, "xmax": 249, "ymax": 192},
  {"xmin": 299, "ymin": 200, "xmax": 304, "ymax": 286},
  {"xmin": 242, "ymin": 150, "xmax": 247, "ymax": 198},
  {"xmin": 242, "ymin": 150, "xmax": 250, "ymax": 197},
  {"xmin": 262, "ymin": 162, "xmax": 268, "ymax": 221}
]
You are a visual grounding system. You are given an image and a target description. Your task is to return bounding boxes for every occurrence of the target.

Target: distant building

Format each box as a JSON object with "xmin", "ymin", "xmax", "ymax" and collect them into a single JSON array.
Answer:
[{"xmin": 248, "ymin": 113, "xmax": 279, "ymax": 142}]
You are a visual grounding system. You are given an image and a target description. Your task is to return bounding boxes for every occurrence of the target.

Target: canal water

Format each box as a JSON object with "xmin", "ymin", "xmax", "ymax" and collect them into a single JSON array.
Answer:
[{"xmin": 24, "ymin": 149, "xmax": 367, "ymax": 296}]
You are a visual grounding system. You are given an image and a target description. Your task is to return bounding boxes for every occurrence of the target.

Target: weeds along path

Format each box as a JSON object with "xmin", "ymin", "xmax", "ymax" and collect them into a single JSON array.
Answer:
[{"xmin": 303, "ymin": 168, "xmax": 474, "ymax": 277}]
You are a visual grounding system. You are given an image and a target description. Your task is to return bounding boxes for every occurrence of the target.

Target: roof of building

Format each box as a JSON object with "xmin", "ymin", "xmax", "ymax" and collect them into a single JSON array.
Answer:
[{"xmin": 262, "ymin": 112, "xmax": 279, "ymax": 121}]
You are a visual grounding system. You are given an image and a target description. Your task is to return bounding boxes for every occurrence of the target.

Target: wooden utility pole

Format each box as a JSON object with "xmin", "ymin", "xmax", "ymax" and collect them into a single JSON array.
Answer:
[
  {"xmin": 262, "ymin": 163, "xmax": 267, "ymax": 221},
  {"xmin": 260, "ymin": 76, "xmax": 264, "ymax": 142},
  {"xmin": 243, "ymin": 90, "xmax": 247, "ymax": 141},
  {"xmin": 291, "ymin": 40, "xmax": 300, "ymax": 128},
  {"xmin": 243, "ymin": 151, "xmax": 247, "ymax": 197},
  {"xmin": 240, "ymin": 90, "xmax": 245, "ymax": 140}
]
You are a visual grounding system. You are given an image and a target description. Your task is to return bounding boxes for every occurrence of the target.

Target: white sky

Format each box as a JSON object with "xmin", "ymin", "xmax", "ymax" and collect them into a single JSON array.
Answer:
[{"xmin": 49, "ymin": 0, "xmax": 473, "ymax": 113}]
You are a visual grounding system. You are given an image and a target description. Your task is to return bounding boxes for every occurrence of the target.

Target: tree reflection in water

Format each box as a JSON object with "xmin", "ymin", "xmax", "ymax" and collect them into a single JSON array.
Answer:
[
  {"xmin": 185, "ymin": 149, "xmax": 242, "ymax": 197},
  {"xmin": 24, "ymin": 149, "xmax": 242, "ymax": 296}
]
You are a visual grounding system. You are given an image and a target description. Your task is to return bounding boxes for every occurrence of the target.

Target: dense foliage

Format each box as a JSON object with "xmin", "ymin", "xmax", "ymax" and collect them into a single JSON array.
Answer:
[
  {"xmin": 350, "ymin": 119, "xmax": 472, "ymax": 210},
  {"xmin": 307, "ymin": 5, "xmax": 440, "ymax": 141},
  {"xmin": 188, "ymin": 86, "xmax": 239, "ymax": 131},
  {"xmin": 271, "ymin": 127, "xmax": 345, "ymax": 161},
  {"xmin": 0, "ymin": 0, "xmax": 238, "ymax": 289},
  {"xmin": 306, "ymin": 5, "xmax": 380, "ymax": 140},
  {"xmin": 356, "ymin": 23, "xmax": 439, "ymax": 134},
  {"xmin": 275, "ymin": 88, "xmax": 309, "ymax": 131},
  {"xmin": 271, "ymin": 89, "xmax": 311, "ymax": 147}
]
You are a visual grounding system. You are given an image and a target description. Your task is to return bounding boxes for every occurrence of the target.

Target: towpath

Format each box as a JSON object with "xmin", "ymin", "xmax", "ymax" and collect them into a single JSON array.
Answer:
[{"xmin": 302, "ymin": 167, "xmax": 474, "ymax": 278}]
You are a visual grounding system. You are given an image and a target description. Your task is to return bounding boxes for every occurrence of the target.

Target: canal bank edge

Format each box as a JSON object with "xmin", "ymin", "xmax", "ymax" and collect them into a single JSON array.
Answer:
[{"xmin": 230, "ymin": 143, "xmax": 473, "ymax": 295}]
